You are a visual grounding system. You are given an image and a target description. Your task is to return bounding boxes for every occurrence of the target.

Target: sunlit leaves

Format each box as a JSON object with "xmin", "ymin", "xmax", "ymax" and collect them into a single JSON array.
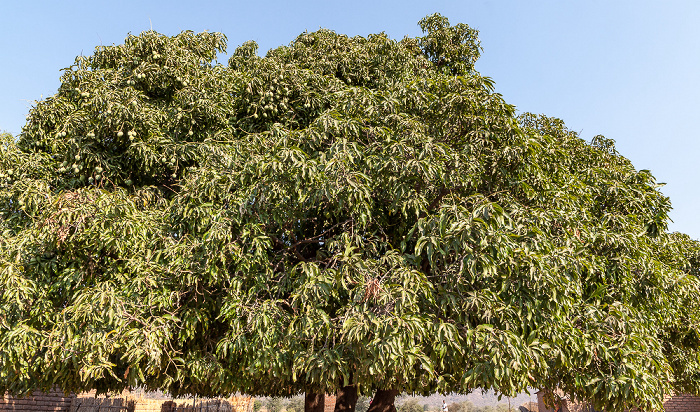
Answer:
[{"xmin": 1, "ymin": 13, "xmax": 699, "ymax": 412}]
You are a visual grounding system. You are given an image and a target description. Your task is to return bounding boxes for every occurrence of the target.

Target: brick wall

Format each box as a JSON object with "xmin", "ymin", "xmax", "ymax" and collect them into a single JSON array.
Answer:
[
  {"xmin": 1, "ymin": 388, "xmax": 73, "ymax": 411},
  {"xmin": 71, "ymin": 394, "xmax": 253, "ymax": 412},
  {"xmin": 131, "ymin": 396, "xmax": 251, "ymax": 412},
  {"xmin": 538, "ymin": 390, "xmax": 700, "ymax": 412},
  {"xmin": 71, "ymin": 396, "xmax": 132, "ymax": 411},
  {"xmin": 663, "ymin": 394, "xmax": 700, "ymax": 412},
  {"xmin": 1, "ymin": 390, "xmax": 252, "ymax": 412},
  {"xmin": 324, "ymin": 394, "xmax": 336, "ymax": 412},
  {"xmin": 536, "ymin": 390, "xmax": 555, "ymax": 412},
  {"xmin": 536, "ymin": 390, "xmax": 594, "ymax": 412}
]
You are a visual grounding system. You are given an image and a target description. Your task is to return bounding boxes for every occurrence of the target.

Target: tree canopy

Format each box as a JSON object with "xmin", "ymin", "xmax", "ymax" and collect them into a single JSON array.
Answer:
[{"xmin": 1, "ymin": 14, "xmax": 699, "ymax": 412}]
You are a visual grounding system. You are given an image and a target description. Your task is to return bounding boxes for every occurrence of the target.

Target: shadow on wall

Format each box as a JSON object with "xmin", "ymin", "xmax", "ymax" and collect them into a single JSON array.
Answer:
[
  {"xmin": 0, "ymin": 389, "xmax": 253, "ymax": 412},
  {"xmin": 72, "ymin": 396, "xmax": 134, "ymax": 411},
  {"xmin": 1, "ymin": 388, "xmax": 74, "ymax": 411},
  {"xmin": 159, "ymin": 399, "xmax": 249, "ymax": 412},
  {"xmin": 70, "ymin": 397, "xmax": 252, "ymax": 412}
]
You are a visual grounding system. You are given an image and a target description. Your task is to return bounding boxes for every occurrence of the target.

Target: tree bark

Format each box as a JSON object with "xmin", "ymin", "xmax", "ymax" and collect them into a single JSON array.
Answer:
[
  {"xmin": 305, "ymin": 392, "xmax": 325, "ymax": 412},
  {"xmin": 334, "ymin": 384, "xmax": 358, "ymax": 412},
  {"xmin": 367, "ymin": 390, "xmax": 399, "ymax": 412}
]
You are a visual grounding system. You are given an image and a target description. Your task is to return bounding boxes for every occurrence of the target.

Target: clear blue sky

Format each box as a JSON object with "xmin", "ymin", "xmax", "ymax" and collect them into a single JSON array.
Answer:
[{"xmin": 1, "ymin": 0, "xmax": 698, "ymax": 239}]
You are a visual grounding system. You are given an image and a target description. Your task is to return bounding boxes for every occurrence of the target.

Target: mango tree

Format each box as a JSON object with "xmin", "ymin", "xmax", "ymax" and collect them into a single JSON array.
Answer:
[{"xmin": 1, "ymin": 14, "xmax": 699, "ymax": 412}]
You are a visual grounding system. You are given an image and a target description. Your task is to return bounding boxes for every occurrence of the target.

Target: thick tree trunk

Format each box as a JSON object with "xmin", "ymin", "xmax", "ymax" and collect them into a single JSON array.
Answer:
[
  {"xmin": 367, "ymin": 390, "xmax": 399, "ymax": 412},
  {"xmin": 334, "ymin": 385, "xmax": 358, "ymax": 412},
  {"xmin": 305, "ymin": 392, "xmax": 325, "ymax": 412}
]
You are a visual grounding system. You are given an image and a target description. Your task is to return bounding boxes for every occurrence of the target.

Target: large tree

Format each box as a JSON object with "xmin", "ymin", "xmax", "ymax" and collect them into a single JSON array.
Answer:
[{"xmin": 1, "ymin": 14, "xmax": 699, "ymax": 412}]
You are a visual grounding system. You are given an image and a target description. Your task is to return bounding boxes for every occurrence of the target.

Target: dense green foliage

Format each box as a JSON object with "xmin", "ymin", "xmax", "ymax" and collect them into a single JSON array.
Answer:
[{"xmin": 1, "ymin": 14, "xmax": 699, "ymax": 411}]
